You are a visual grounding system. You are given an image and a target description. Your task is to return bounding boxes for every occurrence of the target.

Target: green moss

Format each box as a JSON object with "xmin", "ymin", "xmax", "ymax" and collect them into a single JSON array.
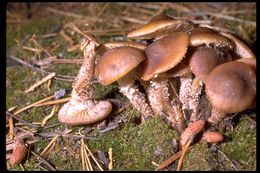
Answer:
[
  {"xmin": 86, "ymin": 113, "xmax": 178, "ymax": 171},
  {"xmin": 220, "ymin": 115, "xmax": 256, "ymax": 170},
  {"xmin": 182, "ymin": 142, "xmax": 212, "ymax": 171}
]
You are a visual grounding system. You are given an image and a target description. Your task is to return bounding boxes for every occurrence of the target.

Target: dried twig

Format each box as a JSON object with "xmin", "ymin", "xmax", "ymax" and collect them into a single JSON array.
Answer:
[
  {"xmin": 24, "ymin": 72, "xmax": 56, "ymax": 94},
  {"xmin": 13, "ymin": 95, "xmax": 55, "ymax": 116},
  {"xmin": 156, "ymin": 147, "xmax": 192, "ymax": 171},
  {"xmin": 84, "ymin": 141, "xmax": 104, "ymax": 171},
  {"xmin": 108, "ymin": 148, "xmax": 113, "ymax": 170},
  {"xmin": 177, "ymin": 140, "xmax": 192, "ymax": 171},
  {"xmin": 40, "ymin": 135, "xmax": 60, "ymax": 156},
  {"xmin": 41, "ymin": 105, "xmax": 58, "ymax": 127},
  {"xmin": 30, "ymin": 151, "xmax": 56, "ymax": 171},
  {"xmin": 6, "ymin": 111, "xmax": 40, "ymax": 129},
  {"xmin": 34, "ymin": 97, "xmax": 71, "ymax": 107},
  {"xmin": 9, "ymin": 55, "xmax": 74, "ymax": 82}
]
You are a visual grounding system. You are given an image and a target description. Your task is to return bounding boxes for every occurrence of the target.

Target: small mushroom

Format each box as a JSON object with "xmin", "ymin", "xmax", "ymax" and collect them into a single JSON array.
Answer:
[
  {"xmin": 127, "ymin": 18, "xmax": 194, "ymax": 40},
  {"xmin": 95, "ymin": 46, "xmax": 154, "ymax": 122},
  {"xmin": 150, "ymin": 13, "xmax": 174, "ymax": 22},
  {"xmin": 143, "ymin": 32, "xmax": 189, "ymax": 133},
  {"xmin": 205, "ymin": 61, "xmax": 256, "ymax": 124},
  {"xmin": 58, "ymin": 39, "xmax": 112, "ymax": 125}
]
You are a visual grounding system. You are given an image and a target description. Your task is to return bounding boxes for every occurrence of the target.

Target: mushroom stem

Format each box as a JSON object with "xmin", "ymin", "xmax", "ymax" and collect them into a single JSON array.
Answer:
[
  {"xmin": 118, "ymin": 74, "xmax": 154, "ymax": 122},
  {"xmin": 71, "ymin": 40, "xmax": 96, "ymax": 102},
  {"xmin": 207, "ymin": 107, "xmax": 226, "ymax": 124},
  {"xmin": 188, "ymin": 77, "xmax": 204, "ymax": 122},
  {"xmin": 58, "ymin": 39, "xmax": 112, "ymax": 125},
  {"xmin": 179, "ymin": 73, "xmax": 193, "ymax": 120},
  {"xmin": 146, "ymin": 78, "xmax": 185, "ymax": 133}
]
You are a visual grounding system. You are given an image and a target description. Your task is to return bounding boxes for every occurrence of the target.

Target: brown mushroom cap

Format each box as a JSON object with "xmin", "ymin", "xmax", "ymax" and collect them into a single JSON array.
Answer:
[
  {"xmin": 95, "ymin": 47, "xmax": 146, "ymax": 85},
  {"xmin": 127, "ymin": 19, "xmax": 194, "ymax": 39},
  {"xmin": 236, "ymin": 58, "xmax": 256, "ymax": 71},
  {"xmin": 220, "ymin": 32, "xmax": 256, "ymax": 59},
  {"xmin": 205, "ymin": 61, "xmax": 256, "ymax": 113},
  {"xmin": 189, "ymin": 46, "xmax": 231, "ymax": 81},
  {"xmin": 142, "ymin": 32, "xmax": 189, "ymax": 81},
  {"xmin": 190, "ymin": 27, "xmax": 234, "ymax": 49}
]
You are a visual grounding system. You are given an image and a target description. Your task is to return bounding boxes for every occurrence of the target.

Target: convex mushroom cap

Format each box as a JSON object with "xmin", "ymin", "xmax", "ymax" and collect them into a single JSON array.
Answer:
[
  {"xmin": 189, "ymin": 46, "xmax": 232, "ymax": 81},
  {"xmin": 142, "ymin": 32, "xmax": 189, "ymax": 80},
  {"xmin": 205, "ymin": 61, "xmax": 256, "ymax": 114},
  {"xmin": 127, "ymin": 19, "xmax": 194, "ymax": 40},
  {"xmin": 95, "ymin": 47, "xmax": 146, "ymax": 85},
  {"xmin": 189, "ymin": 27, "xmax": 234, "ymax": 50}
]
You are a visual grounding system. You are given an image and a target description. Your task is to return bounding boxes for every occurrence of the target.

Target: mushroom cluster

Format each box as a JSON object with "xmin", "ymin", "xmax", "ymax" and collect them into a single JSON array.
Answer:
[{"xmin": 59, "ymin": 14, "xmax": 256, "ymax": 138}]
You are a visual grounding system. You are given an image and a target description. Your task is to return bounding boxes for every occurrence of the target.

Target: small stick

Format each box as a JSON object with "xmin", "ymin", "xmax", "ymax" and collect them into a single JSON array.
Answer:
[
  {"xmin": 60, "ymin": 30, "xmax": 74, "ymax": 47},
  {"xmin": 24, "ymin": 72, "xmax": 56, "ymax": 94},
  {"xmin": 34, "ymin": 97, "xmax": 71, "ymax": 107},
  {"xmin": 13, "ymin": 95, "xmax": 55, "ymax": 116},
  {"xmin": 156, "ymin": 147, "xmax": 192, "ymax": 171},
  {"xmin": 8, "ymin": 106, "xmax": 18, "ymax": 112},
  {"xmin": 108, "ymin": 148, "xmax": 113, "ymax": 170},
  {"xmin": 22, "ymin": 46, "xmax": 39, "ymax": 52},
  {"xmin": 19, "ymin": 164, "xmax": 25, "ymax": 171},
  {"xmin": 6, "ymin": 111, "xmax": 40, "ymax": 129},
  {"xmin": 41, "ymin": 105, "xmax": 58, "ymax": 127},
  {"xmin": 177, "ymin": 140, "xmax": 192, "ymax": 171},
  {"xmin": 47, "ymin": 79, "xmax": 52, "ymax": 91},
  {"xmin": 81, "ymin": 140, "xmax": 86, "ymax": 170},
  {"xmin": 30, "ymin": 151, "xmax": 56, "ymax": 171},
  {"xmin": 83, "ymin": 141, "xmax": 93, "ymax": 171},
  {"xmin": 40, "ymin": 135, "xmax": 60, "ymax": 156},
  {"xmin": 151, "ymin": 161, "xmax": 159, "ymax": 167},
  {"xmin": 84, "ymin": 142, "xmax": 104, "ymax": 171},
  {"xmin": 9, "ymin": 116, "xmax": 14, "ymax": 140},
  {"xmin": 9, "ymin": 55, "xmax": 75, "ymax": 82}
]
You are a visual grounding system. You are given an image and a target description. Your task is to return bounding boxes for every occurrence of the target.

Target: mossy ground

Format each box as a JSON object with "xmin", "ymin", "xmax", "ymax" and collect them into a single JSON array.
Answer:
[{"xmin": 6, "ymin": 3, "xmax": 256, "ymax": 171}]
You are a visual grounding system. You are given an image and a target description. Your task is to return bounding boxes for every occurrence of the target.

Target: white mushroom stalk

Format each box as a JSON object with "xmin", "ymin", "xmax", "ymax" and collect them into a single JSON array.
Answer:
[
  {"xmin": 58, "ymin": 39, "xmax": 112, "ymax": 126},
  {"xmin": 118, "ymin": 72, "xmax": 154, "ymax": 121},
  {"xmin": 146, "ymin": 78, "xmax": 185, "ymax": 133}
]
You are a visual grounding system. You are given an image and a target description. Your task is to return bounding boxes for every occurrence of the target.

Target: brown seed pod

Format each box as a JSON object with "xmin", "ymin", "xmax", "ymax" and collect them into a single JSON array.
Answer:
[
  {"xmin": 180, "ymin": 120, "xmax": 205, "ymax": 147},
  {"xmin": 201, "ymin": 131, "xmax": 224, "ymax": 143},
  {"xmin": 9, "ymin": 140, "xmax": 28, "ymax": 165}
]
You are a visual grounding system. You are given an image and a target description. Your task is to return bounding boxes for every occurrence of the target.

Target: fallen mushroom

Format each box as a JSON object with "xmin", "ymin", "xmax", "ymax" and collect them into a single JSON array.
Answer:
[
  {"xmin": 58, "ymin": 39, "xmax": 112, "ymax": 125},
  {"xmin": 205, "ymin": 61, "xmax": 256, "ymax": 124},
  {"xmin": 143, "ymin": 32, "xmax": 189, "ymax": 133},
  {"xmin": 95, "ymin": 46, "xmax": 154, "ymax": 122}
]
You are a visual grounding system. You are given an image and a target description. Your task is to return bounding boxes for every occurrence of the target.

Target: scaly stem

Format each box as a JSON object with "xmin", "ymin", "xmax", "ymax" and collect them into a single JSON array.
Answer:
[
  {"xmin": 71, "ymin": 40, "xmax": 96, "ymax": 102},
  {"xmin": 118, "ymin": 76, "xmax": 154, "ymax": 122},
  {"xmin": 146, "ymin": 78, "xmax": 185, "ymax": 133}
]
